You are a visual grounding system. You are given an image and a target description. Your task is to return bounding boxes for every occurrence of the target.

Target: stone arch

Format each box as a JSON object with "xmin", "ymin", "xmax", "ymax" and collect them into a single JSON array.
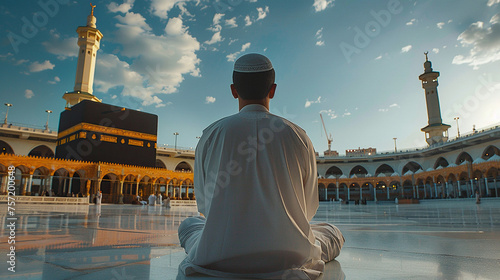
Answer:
[
  {"xmin": 455, "ymin": 152, "xmax": 473, "ymax": 165},
  {"xmin": 415, "ymin": 178, "xmax": 425, "ymax": 199},
  {"xmin": 338, "ymin": 183, "xmax": 348, "ymax": 201},
  {"xmin": 175, "ymin": 161, "xmax": 192, "ymax": 172},
  {"xmin": 155, "ymin": 159, "xmax": 167, "ymax": 169},
  {"xmin": 180, "ymin": 178, "xmax": 194, "ymax": 199},
  {"xmin": 402, "ymin": 161, "xmax": 423, "ymax": 175},
  {"xmin": 388, "ymin": 180, "xmax": 401, "ymax": 200},
  {"xmin": 52, "ymin": 168, "xmax": 70, "ymax": 197},
  {"xmin": 168, "ymin": 178, "xmax": 180, "ymax": 199},
  {"xmin": 375, "ymin": 164, "xmax": 395, "ymax": 177},
  {"xmin": 0, "ymin": 140, "xmax": 14, "ymax": 154},
  {"xmin": 325, "ymin": 166, "xmax": 343, "ymax": 178},
  {"xmin": 28, "ymin": 145, "xmax": 54, "ymax": 158},
  {"xmin": 349, "ymin": 165, "xmax": 368, "ymax": 177},
  {"xmin": 31, "ymin": 166, "xmax": 50, "ymax": 196},
  {"xmin": 482, "ymin": 145, "xmax": 500, "ymax": 160},
  {"xmin": 101, "ymin": 173, "xmax": 119, "ymax": 203},
  {"xmin": 402, "ymin": 179, "xmax": 413, "ymax": 198},
  {"xmin": 434, "ymin": 157, "xmax": 449, "ymax": 169},
  {"xmin": 436, "ymin": 175, "xmax": 446, "ymax": 198},
  {"xmin": 375, "ymin": 181, "xmax": 388, "ymax": 201}
]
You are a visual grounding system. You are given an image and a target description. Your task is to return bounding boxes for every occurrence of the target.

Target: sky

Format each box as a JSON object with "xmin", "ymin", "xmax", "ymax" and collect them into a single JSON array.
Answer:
[{"xmin": 1, "ymin": 0, "xmax": 499, "ymax": 155}]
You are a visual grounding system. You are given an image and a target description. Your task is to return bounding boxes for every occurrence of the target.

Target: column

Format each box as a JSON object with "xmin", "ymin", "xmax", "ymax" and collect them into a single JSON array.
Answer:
[
  {"xmin": 360, "ymin": 185, "xmax": 363, "ymax": 201},
  {"xmin": 136, "ymin": 180, "xmax": 140, "ymax": 197},
  {"xmin": 416, "ymin": 184, "xmax": 420, "ymax": 199},
  {"xmin": 336, "ymin": 182, "xmax": 339, "ymax": 201},
  {"xmin": 484, "ymin": 178, "xmax": 489, "ymax": 197},
  {"xmin": 324, "ymin": 187, "xmax": 328, "ymax": 201},
  {"xmin": 62, "ymin": 178, "xmax": 67, "ymax": 196},
  {"xmin": 495, "ymin": 179, "xmax": 498, "ymax": 197},
  {"xmin": 434, "ymin": 183, "xmax": 438, "ymax": 198},
  {"xmin": 457, "ymin": 181, "xmax": 461, "ymax": 198},
  {"xmin": 27, "ymin": 174, "xmax": 33, "ymax": 194},
  {"xmin": 68, "ymin": 177, "xmax": 73, "ymax": 196},
  {"xmin": 347, "ymin": 187, "xmax": 350, "ymax": 201},
  {"xmin": 21, "ymin": 176, "xmax": 28, "ymax": 195},
  {"xmin": 119, "ymin": 180, "xmax": 124, "ymax": 204},
  {"xmin": 386, "ymin": 185, "xmax": 390, "ymax": 200},
  {"xmin": 413, "ymin": 185, "xmax": 416, "ymax": 198},
  {"xmin": 373, "ymin": 185, "xmax": 377, "ymax": 202},
  {"xmin": 0, "ymin": 176, "xmax": 7, "ymax": 193},
  {"xmin": 470, "ymin": 179, "xmax": 475, "ymax": 196},
  {"xmin": 445, "ymin": 182, "xmax": 449, "ymax": 198}
]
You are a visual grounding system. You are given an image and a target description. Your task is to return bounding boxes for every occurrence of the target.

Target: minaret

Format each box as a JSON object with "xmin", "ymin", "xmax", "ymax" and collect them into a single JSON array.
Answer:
[
  {"xmin": 419, "ymin": 52, "xmax": 450, "ymax": 145},
  {"xmin": 63, "ymin": 3, "xmax": 102, "ymax": 107}
]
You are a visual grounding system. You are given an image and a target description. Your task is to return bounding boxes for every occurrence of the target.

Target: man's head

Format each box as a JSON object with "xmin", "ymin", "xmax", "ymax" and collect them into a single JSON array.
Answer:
[{"xmin": 231, "ymin": 54, "xmax": 276, "ymax": 107}]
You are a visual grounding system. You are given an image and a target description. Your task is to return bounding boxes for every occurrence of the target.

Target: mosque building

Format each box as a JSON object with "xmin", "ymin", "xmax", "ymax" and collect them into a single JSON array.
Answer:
[
  {"xmin": 0, "ymin": 6, "xmax": 194, "ymax": 204},
  {"xmin": 0, "ymin": 5, "xmax": 499, "ymax": 205}
]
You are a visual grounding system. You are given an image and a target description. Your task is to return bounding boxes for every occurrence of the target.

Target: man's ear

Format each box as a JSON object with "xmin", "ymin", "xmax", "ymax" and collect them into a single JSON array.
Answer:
[
  {"xmin": 230, "ymin": 84, "xmax": 238, "ymax": 99},
  {"xmin": 268, "ymin": 84, "xmax": 277, "ymax": 99}
]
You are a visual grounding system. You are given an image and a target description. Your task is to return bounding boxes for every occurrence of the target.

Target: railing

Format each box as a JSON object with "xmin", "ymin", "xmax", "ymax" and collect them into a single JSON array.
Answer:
[
  {"xmin": 1, "ymin": 122, "xmax": 57, "ymax": 134},
  {"xmin": 0, "ymin": 195, "xmax": 89, "ymax": 205}
]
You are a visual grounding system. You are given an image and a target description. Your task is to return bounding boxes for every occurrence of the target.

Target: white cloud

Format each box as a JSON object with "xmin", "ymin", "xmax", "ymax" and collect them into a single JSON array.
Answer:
[
  {"xmin": 225, "ymin": 17, "xmax": 238, "ymax": 28},
  {"xmin": 379, "ymin": 103, "xmax": 400, "ymax": 112},
  {"xmin": 42, "ymin": 30, "xmax": 78, "ymax": 60},
  {"xmin": 375, "ymin": 55, "xmax": 382, "ymax": 60},
  {"xmin": 256, "ymin": 6, "xmax": 269, "ymax": 21},
  {"xmin": 245, "ymin": 15, "xmax": 252, "ymax": 26},
  {"xmin": 205, "ymin": 96, "xmax": 216, "ymax": 104},
  {"xmin": 487, "ymin": 0, "xmax": 500, "ymax": 6},
  {"xmin": 315, "ymin": 28, "xmax": 324, "ymax": 46},
  {"xmin": 305, "ymin": 96, "xmax": 322, "ymax": 108},
  {"xmin": 150, "ymin": 0, "xmax": 186, "ymax": 19},
  {"xmin": 313, "ymin": 0, "xmax": 334, "ymax": 12},
  {"xmin": 205, "ymin": 32, "xmax": 223, "ymax": 45},
  {"xmin": 94, "ymin": 13, "xmax": 200, "ymax": 107},
  {"xmin": 319, "ymin": 109, "xmax": 337, "ymax": 119},
  {"xmin": 401, "ymin": 45, "xmax": 412, "ymax": 53},
  {"xmin": 432, "ymin": 48, "xmax": 439, "ymax": 54},
  {"xmin": 437, "ymin": 22, "xmax": 445, "ymax": 29},
  {"xmin": 24, "ymin": 89, "xmax": 34, "ymax": 99},
  {"xmin": 452, "ymin": 15, "xmax": 500, "ymax": 68},
  {"xmin": 29, "ymin": 60, "xmax": 55, "ymax": 72},
  {"xmin": 107, "ymin": 0, "xmax": 135, "ymax": 13},
  {"xmin": 342, "ymin": 111, "xmax": 351, "ymax": 117},
  {"xmin": 226, "ymin": 42, "xmax": 251, "ymax": 62},
  {"xmin": 48, "ymin": 76, "xmax": 60, "ymax": 84},
  {"xmin": 406, "ymin": 18, "xmax": 416, "ymax": 26},
  {"xmin": 205, "ymin": 13, "xmax": 224, "ymax": 45}
]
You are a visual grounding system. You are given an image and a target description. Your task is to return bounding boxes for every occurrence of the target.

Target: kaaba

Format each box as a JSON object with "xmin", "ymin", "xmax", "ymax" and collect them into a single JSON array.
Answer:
[{"xmin": 55, "ymin": 100, "xmax": 157, "ymax": 167}]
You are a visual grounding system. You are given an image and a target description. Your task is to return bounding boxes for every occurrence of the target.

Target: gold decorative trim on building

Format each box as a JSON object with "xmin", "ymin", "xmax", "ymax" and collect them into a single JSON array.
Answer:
[
  {"xmin": 57, "ymin": 122, "xmax": 157, "ymax": 142},
  {"xmin": 128, "ymin": 139, "xmax": 143, "ymax": 147},
  {"xmin": 100, "ymin": 135, "xmax": 117, "ymax": 143},
  {"xmin": 79, "ymin": 131, "xmax": 87, "ymax": 138}
]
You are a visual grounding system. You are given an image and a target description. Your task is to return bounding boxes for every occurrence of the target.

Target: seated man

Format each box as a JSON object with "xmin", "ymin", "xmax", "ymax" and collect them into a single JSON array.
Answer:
[{"xmin": 178, "ymin": 53, "xmax": 344, "ymax": 279}]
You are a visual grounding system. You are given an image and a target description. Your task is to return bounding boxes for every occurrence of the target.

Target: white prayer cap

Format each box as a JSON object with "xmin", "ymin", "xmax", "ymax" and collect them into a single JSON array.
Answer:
[{"xmin": 233, "ymin": 53, "xmax": 273, "ymax": 73}]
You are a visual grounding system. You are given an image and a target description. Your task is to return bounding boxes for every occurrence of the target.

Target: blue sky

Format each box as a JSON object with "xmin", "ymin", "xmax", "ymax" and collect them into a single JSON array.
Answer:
[{"xmin": 1, "ymin": 0, "xmax": 499, "ymax": 155}]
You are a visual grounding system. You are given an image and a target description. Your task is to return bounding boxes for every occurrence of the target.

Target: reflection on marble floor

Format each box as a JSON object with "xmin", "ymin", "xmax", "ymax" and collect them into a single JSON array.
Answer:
[{"xmin": 0, "ymin": 200, "xmax": 499, "ymax": 279}]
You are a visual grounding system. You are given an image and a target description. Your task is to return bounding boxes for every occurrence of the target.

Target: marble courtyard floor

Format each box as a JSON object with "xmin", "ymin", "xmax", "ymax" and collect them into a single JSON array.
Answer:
[{"xmin": 1, "ymin": 200, "xmax": 499, "ymax": 280}]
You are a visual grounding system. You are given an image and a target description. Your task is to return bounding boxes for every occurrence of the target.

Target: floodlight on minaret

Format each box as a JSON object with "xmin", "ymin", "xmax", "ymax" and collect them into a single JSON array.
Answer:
[
  {"xmin": 62, "ymin": 3, "xmax": 103, "ymax": 107},
  {"xmin": 419, "ymin": 52, "xmax": 450, "ymax": 145}
]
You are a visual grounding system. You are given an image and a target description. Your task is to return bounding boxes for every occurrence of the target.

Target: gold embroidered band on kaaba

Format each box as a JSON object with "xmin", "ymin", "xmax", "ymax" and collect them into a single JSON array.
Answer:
[{"xmin": 57, "ymin": 122, "xmax": 157, "ymax": 142}]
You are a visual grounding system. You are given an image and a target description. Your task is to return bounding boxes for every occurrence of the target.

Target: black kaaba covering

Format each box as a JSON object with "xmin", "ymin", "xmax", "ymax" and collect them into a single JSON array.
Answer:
[{"xmin": 55, "ymin": 100, "xmax": 158, "ymax": 167}]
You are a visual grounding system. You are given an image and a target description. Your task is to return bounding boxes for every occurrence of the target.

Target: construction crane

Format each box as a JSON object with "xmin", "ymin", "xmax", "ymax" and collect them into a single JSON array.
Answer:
[{"xmin": 320, "ymin": 113, "xmax": 333, "ymax": 153}]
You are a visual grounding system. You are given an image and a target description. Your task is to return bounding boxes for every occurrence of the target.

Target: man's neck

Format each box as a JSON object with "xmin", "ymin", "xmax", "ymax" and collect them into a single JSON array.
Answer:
[{"xmin": 238, "ymin": 98, "xmax": 269, "ymax": 111}]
